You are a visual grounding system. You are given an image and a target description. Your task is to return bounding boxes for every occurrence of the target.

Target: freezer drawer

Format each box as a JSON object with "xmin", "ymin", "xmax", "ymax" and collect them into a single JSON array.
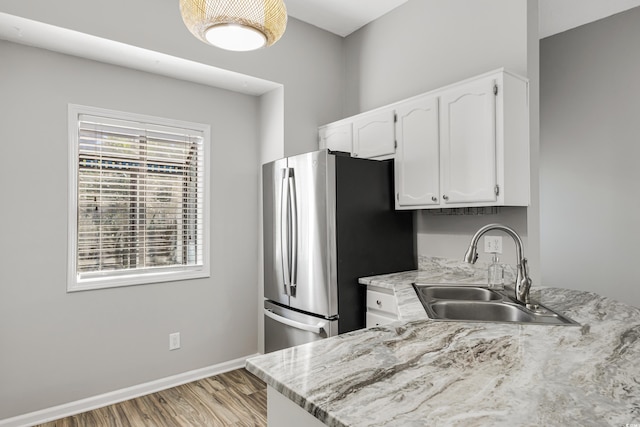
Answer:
[{"xmin": 264, "ymin": 301, "xmax": 338, "ymax": 353}]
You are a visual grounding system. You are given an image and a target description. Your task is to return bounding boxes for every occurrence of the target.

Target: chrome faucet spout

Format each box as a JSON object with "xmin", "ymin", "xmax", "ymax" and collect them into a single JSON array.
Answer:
[{"xmin": 464, "ymin": 223, "xmax": 532, "ymax": 306}]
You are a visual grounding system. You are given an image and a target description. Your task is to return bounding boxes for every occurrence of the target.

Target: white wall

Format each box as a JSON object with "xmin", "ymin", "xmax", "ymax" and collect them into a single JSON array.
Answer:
[
  {"xmin": 0, "ymin": 1, "xmax": 346, "ymax": 419},
  {"xmin": 343, "ymin": 0, "xmax": 540, "ymax": 271},
  {"xmin": 0, "ymin": 0, "xmax": 346, "ymax": 158},
  {"xmin": 415, "ymin": 209, "xmax": 528, "ymax": 267},
  {"xmin": 257, "ymin": 88, "xmax": 285, "ymax": 353},
  {"xmin": 540, "ymin": 6, "xmax": 640, "ymax": 307},
  {"xmin": 0, "ymin": 0, "xmax": 552, "ymax": 419},
  {"xmin": 344, "ymin": 0, "xmax": 529, "ymax": 115},
  {"xmin": 0, "ymin": 41, "xmax": 262, "ymax": 419}
]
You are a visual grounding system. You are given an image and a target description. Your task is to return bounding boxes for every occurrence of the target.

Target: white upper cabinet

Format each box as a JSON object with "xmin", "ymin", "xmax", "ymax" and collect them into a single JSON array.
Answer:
[
  {"xmin": 352, "ymin": 108, "xmax": 396, "ymax": 159},
  {"xmin": 318, "ymin": 121, "xmax": 352, "ymax": 154},
  {"xmin": 320, "ymin": 68, "xmax": 530, "ymax": 210},
  {"xmin": 440, "ymin": 76, "xmax": 498, "ymax": 205},
  {"xmin": 395, "ymin": 95, "xmax": 440, "ymax": 207},
  {"xmin": 394, "ymin": 69, "xmax": 530, "ymax": 210},
  {"xmin": 319, "ymin": 109, "xmax": 396, "ymax": 160}
]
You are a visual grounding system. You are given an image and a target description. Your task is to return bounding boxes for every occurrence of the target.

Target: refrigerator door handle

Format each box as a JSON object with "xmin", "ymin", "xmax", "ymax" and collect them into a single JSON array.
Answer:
[
  {"xmin": 280, "ymin": 168, "xmax": 291, "ymax": 296},
  {"xmin": 288, "ymin": 169, "xmax": 298, "ymax": 295},
  {"xmin": 264, "ymin": 308, "xmax": 326, "ymax": 335}
]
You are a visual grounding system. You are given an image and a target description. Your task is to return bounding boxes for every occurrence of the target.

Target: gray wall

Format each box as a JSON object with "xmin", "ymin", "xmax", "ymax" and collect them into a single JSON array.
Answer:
[
  {"xmin": 257, "ymin": 87, "xmax": 285, "ymax": 353},
  {"xmin": 540, "ymin": 6, "xmax": 640, "ymax": 307},
  {"xmin": 0, "ymin": 41, "xmax": 261, "ymax": 419},
  {"xmin": 0, "ymin": 1, "xmax": 346, "ymax": 418},
  {"xmin": 344, "ymin": 0, "xmax": 529, "ymax": 115},
  {"xmin": 343, "ymin": 0, "xmax": 539, "ymax": 270},
  {"xmin": 0, "ymin": 0, "xmax": 553, "ymax": 419},
  {"xmin": 0, "ymin": 0, "xmax": 346, "ymax": 158}
]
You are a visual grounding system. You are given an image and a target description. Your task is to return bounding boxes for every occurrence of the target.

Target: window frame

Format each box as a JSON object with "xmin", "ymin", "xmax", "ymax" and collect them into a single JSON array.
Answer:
[{"xmin": 67, "ymin": 104, "xmax": 211, "ymax": 292}]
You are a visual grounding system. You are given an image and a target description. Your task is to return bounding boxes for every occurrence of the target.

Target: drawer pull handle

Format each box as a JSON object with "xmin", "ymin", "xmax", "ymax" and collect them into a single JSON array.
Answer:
[{"xmin": 376, "ymin": 300, "xmax": 382, "ymax": 305}]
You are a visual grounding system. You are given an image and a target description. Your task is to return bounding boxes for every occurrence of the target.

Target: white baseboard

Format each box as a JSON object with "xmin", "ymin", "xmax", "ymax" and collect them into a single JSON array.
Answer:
[{"xmin": 0, "ymin": 354, "xmax": 259, "ymax": 427}]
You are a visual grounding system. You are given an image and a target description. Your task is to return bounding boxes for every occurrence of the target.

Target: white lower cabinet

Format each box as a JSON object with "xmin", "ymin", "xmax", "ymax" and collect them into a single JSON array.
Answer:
[
  {"xmin": 268, "ymin": 386, "xmax": 325, "ymax": 427},
  {"xmin": 366, "ymin": 311, "xmax": 397, "ymax": 327},
  {"xmin": 366, "ymin": 286, "xmax": 399, "ymax": 327}
]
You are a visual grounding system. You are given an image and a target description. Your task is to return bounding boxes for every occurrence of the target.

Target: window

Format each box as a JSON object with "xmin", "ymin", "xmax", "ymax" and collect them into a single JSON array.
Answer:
[{"xmin": 68, "ymin": 105, "xmax": 210, "ymax": 291}]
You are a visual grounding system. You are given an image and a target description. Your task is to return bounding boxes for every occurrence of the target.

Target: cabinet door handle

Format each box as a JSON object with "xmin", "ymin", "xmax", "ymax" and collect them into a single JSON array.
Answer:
[
  {"xmin": 431, "ymin": 196, "xmax": 437, "ymax": 202},
  {"xmin": 376, "ymin": 300, "xmax": 382, "ymax": 306},
  {"xmin": 442, "ymin": 195, "xmax": 449, "ymax": 201}
]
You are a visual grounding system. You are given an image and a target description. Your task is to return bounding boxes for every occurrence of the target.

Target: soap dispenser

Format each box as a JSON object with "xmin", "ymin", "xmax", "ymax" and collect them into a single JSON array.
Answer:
[{"xmin": 488, "ymin": 253, "xmax": 504, "ymax": 290}]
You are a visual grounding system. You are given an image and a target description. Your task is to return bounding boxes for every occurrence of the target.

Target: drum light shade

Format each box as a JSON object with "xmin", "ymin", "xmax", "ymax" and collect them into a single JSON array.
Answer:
[{"xmin": 179, "ymin": 0, "xmax": 288, "ymax": 51}]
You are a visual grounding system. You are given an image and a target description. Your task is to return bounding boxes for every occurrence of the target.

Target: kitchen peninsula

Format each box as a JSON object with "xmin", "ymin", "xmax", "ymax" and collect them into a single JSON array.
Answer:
[{"xmin": 247, "ymin": 258, "xmax": 640, "ymax": 426}]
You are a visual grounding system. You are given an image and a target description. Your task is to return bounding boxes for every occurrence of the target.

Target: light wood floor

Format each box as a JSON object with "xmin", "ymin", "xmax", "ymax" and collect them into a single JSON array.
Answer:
[{"xmin": 36, "ymin": 368, "xmax": 267, "ymax": 427}]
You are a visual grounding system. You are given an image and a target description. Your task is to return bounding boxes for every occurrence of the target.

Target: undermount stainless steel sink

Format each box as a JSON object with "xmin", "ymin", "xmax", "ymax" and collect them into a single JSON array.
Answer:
[
  {"xmin": 415, "ymin": 285, "xmax": 503, "ymax": 302},
  {"xmin": 413, "ymin": 284, "xmax": 579, "ymax": 326}
]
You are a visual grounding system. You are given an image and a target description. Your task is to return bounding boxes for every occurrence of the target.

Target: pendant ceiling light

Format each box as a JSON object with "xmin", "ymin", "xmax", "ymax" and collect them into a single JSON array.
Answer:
[{"xmin": 179, "ymin": 0, "xmax": 288, "ymax": 52}]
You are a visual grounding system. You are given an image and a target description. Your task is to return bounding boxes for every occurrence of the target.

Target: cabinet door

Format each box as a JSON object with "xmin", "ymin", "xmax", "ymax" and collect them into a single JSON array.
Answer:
[
  {"xmin": 319, "ymin": 122, "xmax": 352, "ymax": 154},
  {"xmin": 352, "ymin": 109, "xmax": 395, "ymax": 159},
  {"xmin": 440, "ymin": 77, "xmax": 497, "ymax": 204},
  {"xmin": 366, "ymin": 312, "xmax": 396, "ymax": 328},
  {"xmin": 395, "ymin": 95, "xmax": 440, "ymax": 207}
]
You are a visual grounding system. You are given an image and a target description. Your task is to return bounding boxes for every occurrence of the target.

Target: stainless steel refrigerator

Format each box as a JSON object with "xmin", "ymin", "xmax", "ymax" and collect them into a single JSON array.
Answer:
[{"xmin": 263, "ymin": 150, "xmax": 415, "ymax": 353}]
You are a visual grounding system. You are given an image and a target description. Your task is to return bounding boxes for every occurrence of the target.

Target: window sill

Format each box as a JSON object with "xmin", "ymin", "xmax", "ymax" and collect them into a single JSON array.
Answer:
[{"xmin": 67, "ymin": 266, "xmax": 210, "ymax": 292}]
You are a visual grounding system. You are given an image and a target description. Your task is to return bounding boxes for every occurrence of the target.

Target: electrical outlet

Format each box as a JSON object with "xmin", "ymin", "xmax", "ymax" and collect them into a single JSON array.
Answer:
[
  {"xmin": 169, "ymin": 332, "xmax": 181, "ymax": 351},
  {"xmin": 484, "ymin": 236, "xmax": 503, "ymax": 254}
]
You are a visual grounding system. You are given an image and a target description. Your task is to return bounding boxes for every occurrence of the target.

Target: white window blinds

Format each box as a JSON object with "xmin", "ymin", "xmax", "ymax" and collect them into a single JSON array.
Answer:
[{"xmin": 68, "ymin": 106, "xmax": 210, "ymax": 291}]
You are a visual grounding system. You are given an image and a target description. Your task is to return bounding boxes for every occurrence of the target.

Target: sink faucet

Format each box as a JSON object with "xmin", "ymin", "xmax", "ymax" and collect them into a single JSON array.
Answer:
[{"xmin": 464, "ymin": 224, "xmax": 532, "ymax": 307}]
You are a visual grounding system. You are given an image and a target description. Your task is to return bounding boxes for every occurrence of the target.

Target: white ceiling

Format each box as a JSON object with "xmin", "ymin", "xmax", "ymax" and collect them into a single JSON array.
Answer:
[
  {"xmin": 2, "ymin": 1, "xmax": 640, "ymax": 98},
  {"xmin": 286, "ymin": 0, "xmax": 640, "ymax": 39},
  {"xmin": 284, "ymin": 0, "xmax": 408, "ymax": 37}
]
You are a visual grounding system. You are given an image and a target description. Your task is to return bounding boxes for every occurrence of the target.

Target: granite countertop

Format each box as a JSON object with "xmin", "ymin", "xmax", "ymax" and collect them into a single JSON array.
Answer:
[{"xmin": 247, "ymin": 259, "xmax": 640, "ymax": 426}]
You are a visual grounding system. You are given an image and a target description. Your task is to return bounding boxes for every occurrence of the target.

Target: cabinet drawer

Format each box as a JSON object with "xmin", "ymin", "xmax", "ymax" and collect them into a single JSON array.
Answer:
[
  {"xmin": 366, "ymin": 312, "xmax": 397, "ymax": 328},
  {"xmin": 366, "ymin": 290, "xmax": 398, "ymax": 315}
]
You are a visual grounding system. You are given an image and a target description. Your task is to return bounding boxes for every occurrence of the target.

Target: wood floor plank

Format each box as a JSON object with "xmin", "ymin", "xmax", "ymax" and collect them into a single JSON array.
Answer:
[
  {"xmin": 160, "ymin": 383, "xmax": 233, "ymax": 426},
  {"xmin": 215, "ymin": 370, "xmax": 264, "ymax": 396},
  {"xmin": 35, "ymin": 369, "xmax": 267, "ymax": 427}
]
